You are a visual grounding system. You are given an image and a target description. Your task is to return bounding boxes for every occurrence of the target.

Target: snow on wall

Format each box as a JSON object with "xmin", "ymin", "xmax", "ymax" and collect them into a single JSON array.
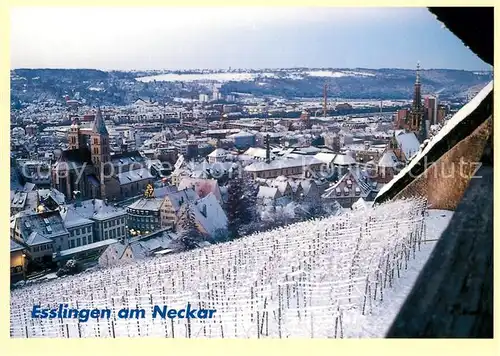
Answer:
[{"xmin": 10, "ymin": 198, "xmax": 452, "ymax": 338}]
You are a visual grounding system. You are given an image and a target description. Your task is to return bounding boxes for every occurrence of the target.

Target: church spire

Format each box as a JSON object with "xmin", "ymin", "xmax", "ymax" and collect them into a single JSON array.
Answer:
[
  {"xmin": 92, "ymin": 106, "xmax": 109, "ymax": 136},
  {"xmin": 412, "ymin": 62, "xmax": 422, "ymax": 111},
  {"xmin": 415, "ymin": 61, "xmax": 421, "ymax": 85}
]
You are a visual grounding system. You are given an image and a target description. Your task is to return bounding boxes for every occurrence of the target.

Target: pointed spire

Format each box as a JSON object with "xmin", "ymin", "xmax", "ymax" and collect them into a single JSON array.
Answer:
[
  {"xmin": 92, "ymin": 106, "xmax": 109, "ymax": 136},
  {"xmin": 416, "ymin": 61, "xmax": 421, "ymax": 85},
  {"xmin": 412, "ymin": 61, "xmax": 423, "ymax": 111}
]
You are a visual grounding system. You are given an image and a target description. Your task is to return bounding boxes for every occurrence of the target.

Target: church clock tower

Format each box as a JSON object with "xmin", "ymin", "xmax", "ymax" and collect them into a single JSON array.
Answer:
[{"xmin": 68, "ymin": 116, "xmax": 81, "ymax": 150}]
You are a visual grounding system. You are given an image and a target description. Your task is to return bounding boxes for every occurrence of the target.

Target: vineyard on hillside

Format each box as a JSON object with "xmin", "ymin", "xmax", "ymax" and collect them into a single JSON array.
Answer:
[{"xmin": 10, "ymin": 198, "xmax": 452, "ymax": 338}]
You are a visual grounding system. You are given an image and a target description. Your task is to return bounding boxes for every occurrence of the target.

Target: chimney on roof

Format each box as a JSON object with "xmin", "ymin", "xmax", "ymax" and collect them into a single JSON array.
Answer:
[
  {"xmin": 73, "ymin": 190, "xmax": 82, "ymax": 207},
  {"xmin": 264, "ymin": 134, "xmax": 271, "ymax": 164}
]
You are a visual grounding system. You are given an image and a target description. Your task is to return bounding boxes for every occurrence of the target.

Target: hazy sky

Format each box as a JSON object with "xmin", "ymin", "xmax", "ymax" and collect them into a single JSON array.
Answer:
[{"xmin": 10, "ymin": 7, "xmax": 491, "ymax": 71}]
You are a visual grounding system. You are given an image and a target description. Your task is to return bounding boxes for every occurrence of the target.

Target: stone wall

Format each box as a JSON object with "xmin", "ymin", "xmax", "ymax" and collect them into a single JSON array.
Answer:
[{"xmin": 393, "ymin": 117, "xmax": 492, "ymax": 210}]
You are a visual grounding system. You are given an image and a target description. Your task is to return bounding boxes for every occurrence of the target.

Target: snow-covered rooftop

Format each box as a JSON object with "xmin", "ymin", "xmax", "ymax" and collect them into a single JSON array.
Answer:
[
  {"xmin": 208, "ymin": 148, "xmax": 228, "ymax": 158},
  {"xmin": 243, "ymin": 147, "xmax": 275, "ymax": 160},
  {"xmin": 192, "ymin": 193, "xmax": 228, "ymax": 237},
  {"xmin": 227, "ymin": 130, "xmax": 255, "ymax": 138},
  {"xmin": 245, "ymin": 156, "xmax": 323, "ymax": 172},
  {"xmin": 67, "ymin": 199, "xmax": 127, "ymax": 221},
  {"xmin": 10, "ymin": 239, "xmax": 24, "ymax": 252},
  {"xmin": 395, "ymin": 132, "xmax": 420, "ymax": 161},
  {"xmin": 377, "ymin": 151, "xmax": 399, "ymax": 168},
  {"xmin": 257, "ymin": 186, "xmax": 279, "ymax": 199},
  {"xmin": 333, "ymin": 153, "xmax": 357, "ymax": 166},
  {"xmin": 59, "ymin": 206, "xmax": 94, "ymax": 229},
  {"xmin": 127, "ymin": 198, "xmax": 164, "ymax": 212},
  {"xmin": 56, "ymin": 238, "xmax": 119, "ymax": 258},
  {"xmin": 116, "ymin": 168, "xmax": 154, "ymax": 185}
]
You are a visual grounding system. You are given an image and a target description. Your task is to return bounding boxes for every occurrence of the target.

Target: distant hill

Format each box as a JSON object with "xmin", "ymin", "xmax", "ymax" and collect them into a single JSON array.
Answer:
[
  {"xmin": 10, "ymin": 68, "xmax": 492, "ymax": 107},
  {"xmin": 220, "ymin": 68, "xmax": 493, "ymax": 100}
]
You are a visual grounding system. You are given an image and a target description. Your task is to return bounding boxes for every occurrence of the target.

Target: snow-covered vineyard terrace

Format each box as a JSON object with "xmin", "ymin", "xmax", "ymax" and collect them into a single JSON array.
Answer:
[{"xmin": 10, "ymin": 198, "xmax": 452, "ymax": 338}]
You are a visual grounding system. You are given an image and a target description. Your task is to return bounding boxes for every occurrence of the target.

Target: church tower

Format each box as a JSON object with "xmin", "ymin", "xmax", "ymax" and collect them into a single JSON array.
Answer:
[
  {"xmin": 406, "ymin": 62, "xmax": 426, "ymax": 141},
  {"xmin": 68, "ymin": 116, "xmax": 81, "ymax": 150},
  {"xmin": 90, "ymin": 106, "xmax": 111, "ymax": 198}
]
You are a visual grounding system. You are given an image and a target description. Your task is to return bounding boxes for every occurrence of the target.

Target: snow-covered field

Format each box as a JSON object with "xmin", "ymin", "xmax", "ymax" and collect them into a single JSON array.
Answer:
[
  {"xmin": 135, "ymin": 69, "xmax": 376, "ymax": 83},
  {"xmin": 10, "ymin": 199, "xmax": 452, "ymax": 338},
  {"xmin": 307, "ymin": 70, "xmax": 376, "ymax": 78},
  {"xmin": 136, "ymin": 72, "xmax": 277, "ymax": 83}
]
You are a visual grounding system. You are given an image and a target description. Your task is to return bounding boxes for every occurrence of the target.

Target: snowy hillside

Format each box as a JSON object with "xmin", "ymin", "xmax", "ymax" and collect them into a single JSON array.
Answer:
[
  {"xmin": 135, "ymin": 69, "xmax": 379, "ymax": 83},
  {"xmin": 306, "ymin": 70, "xmax": 376, "ymax": 78},
  {"xmin": 10, "ymin": 198, "xmax": 453, "ymax": 338}
]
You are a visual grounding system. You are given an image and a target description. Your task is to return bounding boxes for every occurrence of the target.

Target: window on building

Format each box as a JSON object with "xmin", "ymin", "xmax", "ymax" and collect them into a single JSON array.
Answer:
[
  {"xmin": 77, "ymin": 238, "xmax": 81, "ymax": 247},
  {"xmin": 105, "ymin": 231, "xmax": 108, "ymax": 239},
  {"xmin": 83, "ymin": 236, "xmax": 87, "ymax": 245},
  {"xmin": 87, "ymin": 226, "xmax": 91, "ymax": 233},
  {"xmin": 70, "ymin": 240, "xmax": 75, "ymax": 248},
  {"xmin": 76, "ymin": 229, "xmax": 80, "ymax": 235}
]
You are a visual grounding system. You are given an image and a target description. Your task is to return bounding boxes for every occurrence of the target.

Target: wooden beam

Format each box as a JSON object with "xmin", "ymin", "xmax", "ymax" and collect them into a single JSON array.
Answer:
[{"xmin": 428, "ymin": 7, "xmax": 493, "ymax": 66}]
